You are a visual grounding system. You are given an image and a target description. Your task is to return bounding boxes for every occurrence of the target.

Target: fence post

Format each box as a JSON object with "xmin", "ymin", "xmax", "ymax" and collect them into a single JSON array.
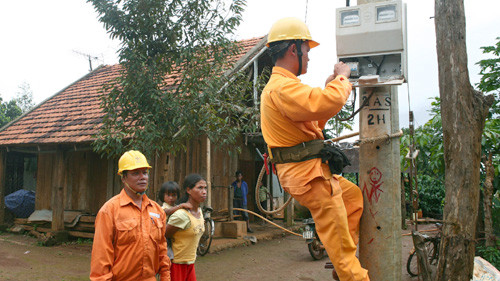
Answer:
[{"xmin": 228, "ymin": 185, "xmax": 234, "ymax": 221}]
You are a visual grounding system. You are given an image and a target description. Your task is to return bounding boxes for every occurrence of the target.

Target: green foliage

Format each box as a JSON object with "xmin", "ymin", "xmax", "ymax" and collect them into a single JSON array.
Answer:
[
  {"xmin": 492, "ymin": 194, "xmax": 500, "ymax": 235},
  {"xmin": 400, "ymin": 97, "xmax": 445, "ymax": 218},
  {"xmin": 476, "ymin": 240, "xmax": 500, "ymax": 269},
  {"xmin": 0, "ymin": 96, "xmax": 22, "ymax": 128},
  {"xmin": 476, "ymin": 37, "xmax": 500, "ymax": 239},
  {"xmin": 63, "ymin": 237, "xmax": 93, "ymax": 245},
  {"xmin": 325, "ymin": 88, "xmax": 356, "ymax": 139},
  {"xmin": 401, "ymin": 98, "xmax": 445, "ymax": 177},
  {"xmin": 0, "ymin": 82, "xmax": 35, "ymax": 128},
  {"xmin": 401, "ymin": 38, "xmax": 500, "ymax": 226},
  {"xmin": 14, "ymin": 82, "xmax": 35, "ymax": 113},
  {"xmin": 477, "ymin": 37, "xmax": 500, "ymax": 179},
  {"xmin": 342, "ymin": 173, "xmax": 358, "ymax": 185},
  {"xmin": 88, "ymin": 0, "xmax": 252, "ymax": 158},
  {"xmin": 476, "ymin": 37, "xmax": 500, "ymax": 93},
  {"xmin": 325, "ymin": 93, "xmax": 356, "ymax": 138},
  {"xmin": 417, "ymin": 175, "xmax": 445, "ymax": 218}
]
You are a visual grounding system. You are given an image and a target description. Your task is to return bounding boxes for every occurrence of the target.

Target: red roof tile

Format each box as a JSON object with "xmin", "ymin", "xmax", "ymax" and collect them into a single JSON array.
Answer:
[{"xmin": 0, "ymin": 37, "xmax": 265, "ymax": 146}]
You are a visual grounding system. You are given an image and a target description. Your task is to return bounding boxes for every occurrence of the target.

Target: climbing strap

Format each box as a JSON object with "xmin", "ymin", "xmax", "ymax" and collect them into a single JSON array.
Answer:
[
  {"xmin": 269, "ymin": 139, "xmax": 324, "ymax": 164},
  {"xmin": 269, "ymin": 139, "xmax": 351, "ymax": 175}
]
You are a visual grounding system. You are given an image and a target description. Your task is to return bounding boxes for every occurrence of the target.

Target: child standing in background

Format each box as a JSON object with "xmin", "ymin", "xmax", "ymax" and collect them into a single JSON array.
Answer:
[{"xmin": 159, "ymin": 181, "xmax": 193, "ymax": 259}]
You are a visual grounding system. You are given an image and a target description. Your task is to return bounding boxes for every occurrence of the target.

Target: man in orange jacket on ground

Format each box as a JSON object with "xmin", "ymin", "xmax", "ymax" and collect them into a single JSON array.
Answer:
[
  {"xmin": 260, "ymin": 17, "xmax": 369, "ymax": 281},
  {"xmin": 90, "ymin": 150, "xmax": 171, "ymax": 280}
]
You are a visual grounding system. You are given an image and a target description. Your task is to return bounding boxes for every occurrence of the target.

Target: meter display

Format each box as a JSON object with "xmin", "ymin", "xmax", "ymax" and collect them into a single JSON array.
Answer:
[
  {"xmin": 336, "ymin": 0, "xmax": 407, "ymax": 83},
  {"xmin": 341, "ymin": 10, "xmax": 360, "ymax": 26},
  {"xmin": 377, "ymin": 5, "xmax": 397, "ymax": 22}
]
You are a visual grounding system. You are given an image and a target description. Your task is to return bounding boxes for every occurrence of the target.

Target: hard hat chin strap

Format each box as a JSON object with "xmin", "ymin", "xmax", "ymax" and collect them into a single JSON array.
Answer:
[
  {"xmin": 124, "ymin": 181, "xmax": 148, "ymax": 196},
  {"xmin": 295, "ymin": 40, "xmax": 303, "ymax": 76}
]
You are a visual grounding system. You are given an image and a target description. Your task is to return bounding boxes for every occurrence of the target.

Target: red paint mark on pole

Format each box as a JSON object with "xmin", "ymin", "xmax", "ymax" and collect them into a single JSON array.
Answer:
[
  {"xmin": 368, "ymin": 238, "xmax": 374, "ymax": 244},
  {"xmin": 363, "ymin": 167, "xmax": 384, "ymax": 204}
]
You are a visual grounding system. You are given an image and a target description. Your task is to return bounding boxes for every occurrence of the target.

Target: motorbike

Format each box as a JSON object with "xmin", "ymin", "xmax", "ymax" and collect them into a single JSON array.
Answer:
[{"xmin": 302, "ymin": 218, "xmax": 325, "ymax": 260}]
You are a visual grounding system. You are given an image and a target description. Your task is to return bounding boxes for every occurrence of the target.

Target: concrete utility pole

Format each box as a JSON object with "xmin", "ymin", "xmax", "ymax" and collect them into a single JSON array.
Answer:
[
  {"xmin": 358, "ymin": 85, "xmax": 401, "ymax": 280},
  {"xmin": 352, "ymin": 1, "xmax": 402, "ymax": 280}
]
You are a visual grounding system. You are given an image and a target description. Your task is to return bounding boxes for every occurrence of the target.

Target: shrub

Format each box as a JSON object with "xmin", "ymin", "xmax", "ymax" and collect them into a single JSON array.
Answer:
[
  {"xmin": 417, "ymin": 175, "xmax": 445, "ymax": 219},
  {"xmin": 476, "ymin": 240, "xmax": 500, "ymax": 269}
]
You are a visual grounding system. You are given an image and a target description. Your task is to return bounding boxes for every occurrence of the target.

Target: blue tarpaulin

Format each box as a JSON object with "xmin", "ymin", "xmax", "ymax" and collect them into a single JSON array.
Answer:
[{"xmin": 4, "ymin": 189, "xmax": 35, "ymax": 218}]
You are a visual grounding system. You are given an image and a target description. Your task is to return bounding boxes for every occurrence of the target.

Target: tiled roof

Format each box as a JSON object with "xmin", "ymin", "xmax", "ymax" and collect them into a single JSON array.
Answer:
[{"xmin": 0, "ymin": 37, "xmax": 265, "ymax": 146}]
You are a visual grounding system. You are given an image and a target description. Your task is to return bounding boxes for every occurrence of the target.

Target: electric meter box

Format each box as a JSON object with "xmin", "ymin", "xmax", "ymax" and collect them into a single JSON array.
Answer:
[{"xmin": 336, "ymin": 0, "xmax": 408, "ymax": 82}]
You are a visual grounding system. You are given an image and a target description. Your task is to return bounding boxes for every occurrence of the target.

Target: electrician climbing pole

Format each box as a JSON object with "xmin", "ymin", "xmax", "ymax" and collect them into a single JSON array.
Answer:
[
  {"xmin": 261, "ymin": 17, "xmax": 370, "ymax": 281},
  {"xmin": 336, "ymin": 0, "xmax": 407, "ymax": 280}
]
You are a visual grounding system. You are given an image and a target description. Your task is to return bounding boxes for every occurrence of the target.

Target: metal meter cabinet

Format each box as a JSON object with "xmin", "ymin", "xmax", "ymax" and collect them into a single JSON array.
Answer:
[{"xmin": 336, "ymin": 0, "xmax": 408, "ymax": 84}]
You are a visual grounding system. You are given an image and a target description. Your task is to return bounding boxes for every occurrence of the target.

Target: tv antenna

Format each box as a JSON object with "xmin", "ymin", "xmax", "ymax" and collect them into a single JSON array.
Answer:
[{"xmin": 73, "ymin": 50, "xmax": 102, "ymax": 72}]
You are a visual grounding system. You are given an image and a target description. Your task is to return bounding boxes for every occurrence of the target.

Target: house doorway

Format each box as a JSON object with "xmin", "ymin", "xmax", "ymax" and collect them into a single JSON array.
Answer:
[{"xmin": 5, "ymin": 152, "xmax": 37, "ymax": 195}]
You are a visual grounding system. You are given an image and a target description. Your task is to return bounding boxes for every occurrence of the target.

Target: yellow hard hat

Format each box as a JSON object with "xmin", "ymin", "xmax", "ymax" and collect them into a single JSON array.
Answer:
[
  {"xmin": 117, "ymin": 150, "xmax": 152, "ymax": 175},
  {"xmin": 266, "ymin": 17, "xmax": 319, "ymax": 48}
]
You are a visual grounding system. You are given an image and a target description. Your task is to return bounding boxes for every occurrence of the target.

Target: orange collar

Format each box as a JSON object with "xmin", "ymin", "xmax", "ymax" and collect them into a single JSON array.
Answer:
[{"xmin": 272, "ymin": 66, "xmax": 300, "ymax": 81}]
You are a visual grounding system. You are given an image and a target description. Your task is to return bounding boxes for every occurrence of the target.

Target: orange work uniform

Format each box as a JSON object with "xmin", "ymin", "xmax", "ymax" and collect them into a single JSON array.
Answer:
[
  {"xmin": 90, "ymin": 189, "xmax": 171, "ymax": 281},
  {"xmin": 261, "ymin": 66, "xmax": 369, "ymax": 281}
]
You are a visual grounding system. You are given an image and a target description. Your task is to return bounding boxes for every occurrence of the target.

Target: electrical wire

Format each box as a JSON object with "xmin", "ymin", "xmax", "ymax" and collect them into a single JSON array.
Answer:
[
  {"xmin": 335, "ymin": 88, "xmax": 375, "ymax": 121},
  {"xmin": 219, "ymin": 207, "xmax": 303, "ymax": 237},
  {"xmin": 304, "ymin": 0, "xmax": 309, "ymax": 23}
]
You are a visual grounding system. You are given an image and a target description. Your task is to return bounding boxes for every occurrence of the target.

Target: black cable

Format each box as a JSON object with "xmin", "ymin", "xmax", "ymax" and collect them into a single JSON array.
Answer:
[
  {"xmin": 335, "ymin": 89, "xmax": 375, "ymax": 121},
  {"xmin": 376, "ymin": 55, "xmax": 387, "ymax": 75},
  {"xmin": 362, "ymin": 56, "xmax": 379, "ymax": 71}
]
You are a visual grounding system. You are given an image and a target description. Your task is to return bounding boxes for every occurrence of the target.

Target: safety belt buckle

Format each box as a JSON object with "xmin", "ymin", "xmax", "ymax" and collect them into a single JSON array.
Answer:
[{"xmin": 324, "ymin": 139, "xmax": 334, "ymax": 146}]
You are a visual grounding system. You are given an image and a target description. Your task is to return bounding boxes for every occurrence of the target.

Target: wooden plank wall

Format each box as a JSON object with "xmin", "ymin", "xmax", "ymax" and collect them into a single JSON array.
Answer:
[
  {"xmin": 87, "ymin": 152, "xmax": 113, "ymax": 214},
  {"xmin": 36, "ymin": 153, "xmax": 54, "ymax": 210},
  {"xmin": 0, "ymin": 150, "xmax": 6, "ymax": 223},
  {"xmin": 64, "ymin": 151, "xmax": 88, "ymax": 212},
  {"xmin": 33, "ymin": 141, "xmax": 257, "ymax": 217},
  {"xmin": 238, "ymin": 143, "xmax": 258, "ymax": 220},
  {"xmin": 36, "ymin": 150, "xmax": 117, "ymax": 215},
  {"xmin": 154, "ymin": 137, "xmax": 249, "ymax": 213}
]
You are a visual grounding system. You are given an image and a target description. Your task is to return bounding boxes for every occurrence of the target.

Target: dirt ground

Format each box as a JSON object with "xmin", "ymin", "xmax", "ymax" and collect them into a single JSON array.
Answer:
[{"xmin": 0, "ymin": 223, "xmax": 437, "ymax": 281}]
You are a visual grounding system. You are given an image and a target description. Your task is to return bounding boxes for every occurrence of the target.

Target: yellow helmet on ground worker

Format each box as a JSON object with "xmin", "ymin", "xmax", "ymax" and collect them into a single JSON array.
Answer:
[
  {"xmin": 117, "ymin": 150, "xmax": 152, "ymax": 176},
  {"xmin": 266, "ymin": 17, "xmax": 318, "ymax": 76},
  {"xmin": 266, "ymin": 17, "xmax": 319, "ymax": 48}
]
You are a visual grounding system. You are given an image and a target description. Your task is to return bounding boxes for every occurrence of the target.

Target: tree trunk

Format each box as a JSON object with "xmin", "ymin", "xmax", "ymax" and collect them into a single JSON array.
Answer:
[
  {"xmin": 412, "ymin": 231, "xmax": 435, "ymax": 281},
  {"xmin": 483, "ymin": 153, "xmax": 495, "ymax": 247},
  {"xmin": 434, "ymin": 0, "xmax": 493, "ymax": 280}
]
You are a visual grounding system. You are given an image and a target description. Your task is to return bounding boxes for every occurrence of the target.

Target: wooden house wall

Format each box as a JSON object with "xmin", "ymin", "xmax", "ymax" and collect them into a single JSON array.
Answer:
[
  {"xmin": 32, "ymin": 139, "xmax": 258, "ymax": 217},
  {"xmin": 0, "ymin": 151, "xmax": 7, "ymax": 223},
  {"xmin": 87, "ymin": 152, "xmax": 113, "ymax": 214},
  {"xmin": 150, "ymin": 137, "xmax": 256, "ymax": 213},
  {"xmin": 238, "ymin": 143, "xmax": 259, "ymax": 219},
  {"xmin": 36, "ymin": 153, "xmax": 54, "ymax": 210},
  {"xmin": 209, "ymin": 142, "xmax": 239, "ymax": 212},
  {"xmin": 36, "ymin": 150, "xmax": 120, "ymax": 215}
]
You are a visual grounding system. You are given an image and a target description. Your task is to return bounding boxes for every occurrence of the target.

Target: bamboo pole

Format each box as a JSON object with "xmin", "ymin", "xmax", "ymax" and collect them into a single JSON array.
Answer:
[{"xmin": 206, "ymin": 137, "xmax": 212, "ymax": 207}]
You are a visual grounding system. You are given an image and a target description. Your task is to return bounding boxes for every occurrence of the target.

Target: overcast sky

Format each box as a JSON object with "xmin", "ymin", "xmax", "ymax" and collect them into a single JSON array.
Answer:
[{"xmin": 0, "ymin": 0, "xmax": 498, "ymax": 129}]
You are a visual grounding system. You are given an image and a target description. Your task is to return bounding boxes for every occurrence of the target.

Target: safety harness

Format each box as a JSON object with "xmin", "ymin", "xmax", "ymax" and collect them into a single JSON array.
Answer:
[{"xmin": 268, "ymin": 139, "xmax": 351, "ymax": 175}]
